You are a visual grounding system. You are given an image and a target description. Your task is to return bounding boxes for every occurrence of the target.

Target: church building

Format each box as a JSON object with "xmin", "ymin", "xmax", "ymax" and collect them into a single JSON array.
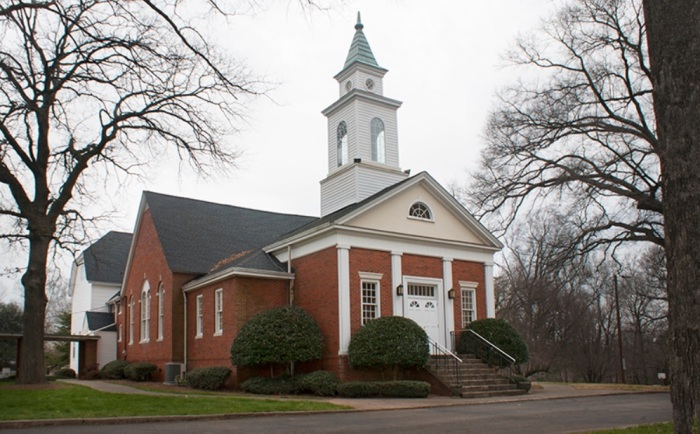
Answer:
[{"xmin": 114, "ymin": 15, "xmax": 502, "ymax": 387}]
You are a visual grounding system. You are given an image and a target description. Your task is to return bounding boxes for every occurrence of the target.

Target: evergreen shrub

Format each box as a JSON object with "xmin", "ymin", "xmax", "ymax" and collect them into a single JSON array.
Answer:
[
  {"xmin": 458, "ymin": 318, "xmax": 529, "ymax": 367},
  {"xmin": 100, "ymin": 360, "xmax": 130, "ymax": 379},
  {"xmin": 124, "ymin": 362, "xmax": 157, "ymax": 381},
  {"xmin": 185, "ymin": 366, "xmax": 231, "ymax": 390},
  {"xmin": 240, "ymin": 375, "xmax": 296, "ymax": 395},
  {"xmin": 295, "ymin": 370, "xmax": 340, "ymax": 396},
  {"xmin": 337, "ymin": 381, "xmax": 430, "ymax": 398}
]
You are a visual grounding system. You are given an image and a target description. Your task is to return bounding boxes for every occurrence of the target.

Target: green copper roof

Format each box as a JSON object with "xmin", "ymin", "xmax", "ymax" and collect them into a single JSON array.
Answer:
[{"xmin": 343, "ymin": 12, "xmax": 380, "ymax": 69}]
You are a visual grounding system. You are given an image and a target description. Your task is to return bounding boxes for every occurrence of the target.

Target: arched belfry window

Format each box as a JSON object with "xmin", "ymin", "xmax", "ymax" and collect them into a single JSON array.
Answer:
[
  {"xmin": 337, "ymin": 121, "xmax": 348, "ymax": 167},
  {"xmin": 409, "ymin": 202, "xmax": 432, "ymax": 220},
  {"xmin": 370, "ymin": 117, "xmax": 385, "ymax": 163}
]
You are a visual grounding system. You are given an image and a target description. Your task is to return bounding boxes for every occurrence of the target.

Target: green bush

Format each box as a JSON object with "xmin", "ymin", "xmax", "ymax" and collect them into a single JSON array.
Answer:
[
  {"xmin": 458, "ymin": 318, "xmax": 529, "ymax": 367},
  {"xmin": 337, "ymin": 381, "xmax": 430, "ymax": 398},
  {"xmin": 230, "ymin": 306, "xmax": 323, "ymax": 371},
  {"xmin": 124, "ymin": 362, "xmax": 157, "ymax": 382},
  {"xmin": 241, "ymin": 375, "xmax": 297, "ymax": 395},
  {"xmin": 100, "ymin": 360, "xmax": 130, "ymax": 379},
  {"xmin": 53, "ymin": 368, "xmax": 76, "ymax": 378},
  {"xmin": 185, "ymin": 366, "xmax": 231, "ymax": 390},
  {"xmin": 348, "ymin": 316, "xmax": 429, "ymax": 379},
  {"xmin": 295, "ymin": 370, "xmax": 340, "ymax": 396},
  {"xmin": 511, "ymin": 374, "xmax": 532, "ymax": 392}
]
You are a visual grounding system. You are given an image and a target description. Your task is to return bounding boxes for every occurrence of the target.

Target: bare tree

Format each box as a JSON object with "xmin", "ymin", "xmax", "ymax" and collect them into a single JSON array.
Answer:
[
  {"xmin": 642, "ymin": 1, "xmax": 700, "ymax": 431},
  {"xmin": 0, "ymin": 0, "xmax": 265, "ymax": 384},
  {"xmin": 469, "ymin": 0, "xmax": 661, "ymax": 250}
]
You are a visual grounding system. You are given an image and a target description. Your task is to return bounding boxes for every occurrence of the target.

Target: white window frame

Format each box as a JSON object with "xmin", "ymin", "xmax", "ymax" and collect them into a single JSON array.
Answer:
[
  {"xmin": 460, "ymin": 281, "xmax": 478, "ymax": 328},
  {"xmin": 157, "ymin": 283, "xmax": 164, "ymax": 341},
  {"xmin": 195, "ymin": 294, "xmax": 203, "ymax": 338},
  {"xmin": 140, "ymin": 281, "xmax": 150, "ymax": 343},
  {"xmin": 407, "ymin": 201, "xmax": 434, "ymax": 222},
  {"xmin": 214, "ymin": 288, "xmax": 223, "ymax": 336},
  {"xmin": 118, "ymin": 324, "xmax": 123, "ymax": 342},
  {"xmin": 359, "ymin": 272, "xmax": 383, "ymax": 326},
  {"xmin": 370, "ymin": 117, "xmax": 385, "ymax": 163},
  {"xmin": 128, "ymin": 296, "xmax": 134, "ymax": 345}
]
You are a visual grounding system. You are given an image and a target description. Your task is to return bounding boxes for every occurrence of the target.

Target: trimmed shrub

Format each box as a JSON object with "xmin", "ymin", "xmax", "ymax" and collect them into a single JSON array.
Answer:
[
  {"xmin": 185, "ymin": 366, "xmax": 231, "ymax": 390},
  {"xmin": 230, "ymin": 306, "xmax": 323, "ymax": 372},
  {"xmin": 295, "ymin": 370, "xmax": 340, "ymax": 396},
  {"xmin": 100, "ymin": 360, "xmax": 130, "ymax": 380},
  {"xmin": 124, "ymin": 362, "xmax": 157, "ymax": 382},
  {"xmin": 348, "ymin": 316, "xmax": 429, "ymax": 379},
  {"xmin": 458, "ymin": 318, "xmax": 529, "ymax": 367},
  {"xmin": 338, "ymin": 381, "xmax": 430, "ymax": 398},
  {"xmin": 53, "ymin": 368, "xmax": 76, "ymax": 378},
  {"xmin": 241, "ymin": 375, "xmax": 296, "ymax": 395}
]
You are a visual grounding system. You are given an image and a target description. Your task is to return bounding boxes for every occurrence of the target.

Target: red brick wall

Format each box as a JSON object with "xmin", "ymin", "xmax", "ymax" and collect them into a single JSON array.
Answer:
[
  {"xmin": 117, "ymin": 209, "xmax": 193, "ymax": 381},
  {"xmin": 402, "ymin": 254, "xmax": 443, "ymax": 279},
  {"xmin": 452, "ymin": 260, "xmax": 487, "ymax": 330},
  {"xmin": 185, "ymin": 276, "xmax": 288, "ymax": 380},
  {"xmin": 291, "ymin": 247, "xmax": 339, "ymax": 360},
  {"xmin": 348, "ymin": 248, "xmax": 392, "ymax": 336}
]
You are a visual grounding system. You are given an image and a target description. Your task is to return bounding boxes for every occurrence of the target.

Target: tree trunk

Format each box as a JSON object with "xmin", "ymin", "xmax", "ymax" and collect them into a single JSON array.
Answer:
[
  {"xmin": 643, "ymin": 1, "xmax": 700, "ymax": 432},
  {"xmin": 16, "ymin": 234, "xmax": 50, "ymax": 384}
]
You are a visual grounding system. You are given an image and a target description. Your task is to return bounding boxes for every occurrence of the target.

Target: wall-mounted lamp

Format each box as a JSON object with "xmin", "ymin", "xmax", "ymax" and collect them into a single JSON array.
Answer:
[
  {"xmin": 396, "ymin": 284, "xmax": 404, "ymax": 296},
  {"xmin": 447, "ymin": 288, "xmax": 456, "ymax": 300}
]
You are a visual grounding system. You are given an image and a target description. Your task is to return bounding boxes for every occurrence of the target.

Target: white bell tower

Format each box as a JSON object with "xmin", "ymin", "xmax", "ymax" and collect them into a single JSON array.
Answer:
[{"xmin": 320, "ymin": 13, "xmax": 408, "ymax": 216}]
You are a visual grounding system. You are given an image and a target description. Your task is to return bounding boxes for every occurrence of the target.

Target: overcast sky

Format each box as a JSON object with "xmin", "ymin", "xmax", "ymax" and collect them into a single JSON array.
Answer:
[{"xmin": 1, "ymin": 0, "xmax": 558, "ymax": 301}]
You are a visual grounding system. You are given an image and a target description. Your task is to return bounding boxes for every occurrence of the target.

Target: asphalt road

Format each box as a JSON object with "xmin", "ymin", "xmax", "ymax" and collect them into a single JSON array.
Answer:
[{"xmin": 4, "ymin": 393, "xmax": 671, "ymax": 434}]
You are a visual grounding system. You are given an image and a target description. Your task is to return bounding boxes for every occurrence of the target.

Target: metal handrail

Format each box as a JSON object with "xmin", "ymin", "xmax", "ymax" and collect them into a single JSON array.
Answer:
[
  {"xmin": 427, "ymin": 336, "xmax": 463, "ymax": 363},
  {"xmin": 466, "ymin": 329, "xmax": 516, "ymax": 364},
  {"xmin": 426, "ymin": 336, "xmax": 463, "ymax": 395}
]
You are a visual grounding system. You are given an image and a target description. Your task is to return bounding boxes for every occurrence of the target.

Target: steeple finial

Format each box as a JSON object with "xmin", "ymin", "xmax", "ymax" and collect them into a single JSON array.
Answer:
[{"xmin": 343, "ymin": 11, "xmax": 379, "ymax": 69}]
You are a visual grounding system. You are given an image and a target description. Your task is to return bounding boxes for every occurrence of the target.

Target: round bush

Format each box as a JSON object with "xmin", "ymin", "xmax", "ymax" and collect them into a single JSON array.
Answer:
[
  {"xmin": 458, "ymin": 318, "xmax": 529, "ymax": 366},
  {"xmin": 100, "ymin": 360, "xmax": 130, "ymax": 379},
  {"xmin": 295, "ymin": 370, "xmax": 340, "ymax": 396},
  {"xmin": 53, "ymin": 368, "xmax": 76, "ymax": 378},
  {"xmin": 348, "ymin": 316, "xmax": 429, "ymax": 376},
  {"xmin": 185, "ymin": 366, "xmax": 231, "ymax": 390},
  {"xmin": 124, "ymin": 362, "xmax": 157, "ymax": 381},
  {"xmin": 230, "ymin": 306, "xmax": 323, "ymax": 368}
]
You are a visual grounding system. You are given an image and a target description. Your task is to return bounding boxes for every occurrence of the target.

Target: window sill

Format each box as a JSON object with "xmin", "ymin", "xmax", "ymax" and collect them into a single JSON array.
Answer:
[
  {"xmin": 195, "ymin": 334, "xmax": 203, "ymax": 339},
  {"xmin": 139, "ymin": 339, "xmax": 149, "ymax": 344},
  {"xmin": 213, "ymin": 331, "xmax": 222, "ymax": 337}
]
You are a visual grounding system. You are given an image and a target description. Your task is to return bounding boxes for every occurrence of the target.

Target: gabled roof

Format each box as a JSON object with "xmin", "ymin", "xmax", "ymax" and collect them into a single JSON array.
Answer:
[
  {"xmin": 141, "ymin": 191, "xmax": 316, "ymax": 275},
  {"xmin": 85, "ymin": 311, "xmax": 116, "ymax": 332},
  {"xmin": 343, "ymin": 12, "xmax": 381, "ymax": 70},
  {"xmin": 83, "ymin": 231, "xmax": 132, "ymax": 284},
  {"xmin": 267, "ymin": 172, "xmax": 503, "ymax": 251}
]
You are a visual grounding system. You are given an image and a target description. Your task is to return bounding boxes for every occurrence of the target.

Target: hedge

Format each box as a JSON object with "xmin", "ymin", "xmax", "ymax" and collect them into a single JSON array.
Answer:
[
  {"xmin": 124, "ymin": 362, "xmax": 157, "ymax": 381},
  {"xmin": 337, "ymin": 381, "xmax": 430, "ymax": 398},
  {"xmin": 241, "ymin": 375, "xmax": 297, "ymax": 395},
  {"xmin": 295, "ymin": 371, "xmax": 340, "ymax": 396},
  {"xmin": 185, "ymin": 366, "xmax": 231, "ymax": 390},
  {"xmin": 100, "ymin": 360, "xmax": 130, "ymax": 380}
]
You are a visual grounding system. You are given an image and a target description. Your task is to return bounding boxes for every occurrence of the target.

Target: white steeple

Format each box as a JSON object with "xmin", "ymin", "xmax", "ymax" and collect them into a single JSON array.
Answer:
[{"xmin": 320, "ymin": 13, "xmax": 408, "ymax": 216}]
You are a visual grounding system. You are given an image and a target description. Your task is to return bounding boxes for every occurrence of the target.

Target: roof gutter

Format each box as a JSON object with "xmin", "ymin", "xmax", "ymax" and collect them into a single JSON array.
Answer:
[{"xmin": 182, "ymin": 267, "xmax": 295, "ymax": 293}]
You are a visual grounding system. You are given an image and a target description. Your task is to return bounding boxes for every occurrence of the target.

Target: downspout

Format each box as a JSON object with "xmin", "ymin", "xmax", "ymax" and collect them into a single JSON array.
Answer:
[
  {"xmin": 288, "ymin": 245, "xmax": 294, "ymax": 306},
  {"xmin": 182, "ymin": 290, "xmax": 187, "ymax": 373}
]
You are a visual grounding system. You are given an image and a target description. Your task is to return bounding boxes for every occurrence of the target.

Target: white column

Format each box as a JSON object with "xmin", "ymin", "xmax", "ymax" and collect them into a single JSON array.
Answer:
[
  {"xmin": 485, "ymin": 264, "xmax": 496, "ymax": 318},
  {"xmin": 442, "ymin": 258, "xmax": 454, "ymax": 348},
  {"xmin": 337, "ymin": 245, "xmax": 351, "ymax": 355},
  {"xmin": 391, "ymin": 251, "xmax": 403, "ymax": 316}
]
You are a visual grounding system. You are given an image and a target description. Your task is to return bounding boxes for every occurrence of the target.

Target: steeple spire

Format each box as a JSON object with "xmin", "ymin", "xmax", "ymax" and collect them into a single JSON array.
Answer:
[{"xmin": 343, "ymin": 11, "xmax": 379, "ymax": 69}]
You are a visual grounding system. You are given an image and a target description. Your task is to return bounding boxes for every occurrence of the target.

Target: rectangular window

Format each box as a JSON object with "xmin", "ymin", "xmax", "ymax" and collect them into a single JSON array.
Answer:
[
  {"xmin": 407, "ymin": 283, "xmax": 436, "ymax": 298},
  {"xmin": 118, "ymin": 324, "xmax": 123, "ymax": 342},
  {"xmin": 196, "ymin": 295, "xmax": 203, "ymax": 338},
  {"xmin": 461, "ymin": 289, "xmax": 476, "ymax": 328},
  {"xmin": 361, "ymin": 280, "xmax": 379, "ymax": 325},
  {"xmin": 128, "ymin": 298, "xmax": 134, "ymax": 345},
  {"xmin": 214, "ymin": 289, "xmax": 223, "ymax": 335},
  {"xmin": 140, "ymin": 290, "xmax": 150, "ymax": 342},
  {"xmin": 157, "ymin": 285, "xmax": 164, "ymax": 341}
]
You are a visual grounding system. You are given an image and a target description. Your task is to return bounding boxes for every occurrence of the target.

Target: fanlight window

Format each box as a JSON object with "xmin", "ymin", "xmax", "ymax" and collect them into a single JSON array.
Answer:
[
  {"xmin": 337, "ymin": 121, "xmax": 348, "ymax": 166},
  {"xmin": 409, "ymin": 202, "xmax": 432, "ymax": 220},
  {"xmin": 370, "ymin": 117, "xmax": 385, "ymax": 163}
]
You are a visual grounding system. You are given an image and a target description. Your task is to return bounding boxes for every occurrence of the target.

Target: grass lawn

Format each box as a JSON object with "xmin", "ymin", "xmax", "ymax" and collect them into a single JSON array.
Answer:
[
  {"xmin": 591, "ymin": 423, "xmax": 672, "ymax": 433},
  {"xmin": 0, "ymin": 381, "xmax": 347, "ymax": 421}
]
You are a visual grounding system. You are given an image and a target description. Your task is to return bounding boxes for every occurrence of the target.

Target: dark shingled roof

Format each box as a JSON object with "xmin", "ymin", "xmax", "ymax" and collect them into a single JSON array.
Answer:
[
  {"xmin": 144, "ymin": 192, "xmax": 317, "ymax": 275},
  {"xmin": 83, "ymin": 231, "xmax": 132, "ymax": 284},
  {"xmin": 85, "ymin": 311, "xmax": 116, "ymax": 332}
]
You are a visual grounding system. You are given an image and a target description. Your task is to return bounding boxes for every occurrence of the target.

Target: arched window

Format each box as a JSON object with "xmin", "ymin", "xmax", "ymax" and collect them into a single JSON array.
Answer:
[
  {"xmin": 337, "ymin": 121, "xmax": 348, "ymax": 167},
  {"xmin": 370, "ymin": 118, "xmax": 385, "ymax": 163},
  {"xmin": 157, "ymin": 283, "xmax": 164, "ymax": 341},
  {"xmin": 409, "ymin": 202, "xmax": 432, "ymax": 220},
  {"xmin": 140, "ymin": 280, "xmax": 150, "ymax": 342}
]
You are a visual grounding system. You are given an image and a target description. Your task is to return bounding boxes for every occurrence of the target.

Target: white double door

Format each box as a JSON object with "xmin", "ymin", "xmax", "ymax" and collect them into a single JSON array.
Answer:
[{"xmin": 403, "ymin": 278, "xmax": 443, "ymax": 346}]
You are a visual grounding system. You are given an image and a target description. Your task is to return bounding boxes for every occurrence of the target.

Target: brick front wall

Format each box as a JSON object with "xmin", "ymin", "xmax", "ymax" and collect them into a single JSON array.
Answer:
[
  {"xmin": 117, "ymin": 209, "xmax": 193, "ymax": 381},
  {"xmin": 452, "ymin": 260, "xmax": 487, "ymax": 330},
  {"xmin": 349, "ymin": 248, "xmax": 392, "ymax": 336}
]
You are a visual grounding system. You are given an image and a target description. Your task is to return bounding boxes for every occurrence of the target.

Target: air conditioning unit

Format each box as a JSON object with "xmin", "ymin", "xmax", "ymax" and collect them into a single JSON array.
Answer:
[{"xmin": 163, "ymin": 363, "xmax": 184, "ymax": 385}]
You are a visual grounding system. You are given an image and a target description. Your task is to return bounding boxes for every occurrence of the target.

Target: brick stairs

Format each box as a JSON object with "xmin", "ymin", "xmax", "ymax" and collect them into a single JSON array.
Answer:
[{"xmin": 426, "ymin": 354, "xmax": 526, "ymax": 399}]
